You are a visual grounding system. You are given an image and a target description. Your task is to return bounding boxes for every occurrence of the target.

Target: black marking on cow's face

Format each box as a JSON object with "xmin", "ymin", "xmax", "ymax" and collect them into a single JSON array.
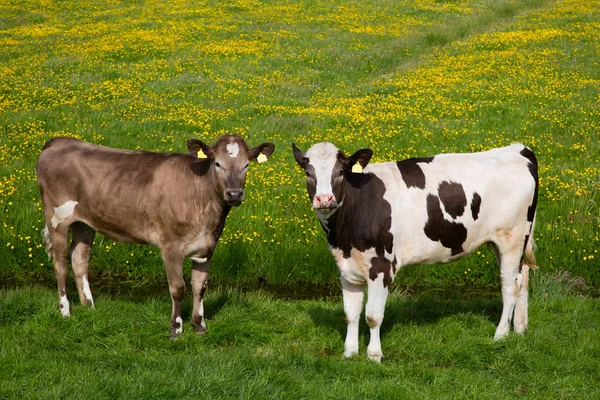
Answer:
[
  {"xmin": 471, "ymin": 192, "xmax": 482, "ymax": 220},
  {"xmin": 369, "ymin": 257, "xmax": 396, "ymax": 288},
  {"xmin": 438, "ymin": 181, "xmax": 467, "ymax": 219},
  {"xmin": 424, "ymin": 194, "xmax": 467, "ymax": 256},
  {"xmin": 325, "ymin": 172, "xmax": 393, "ymax": 259},
  {"xmin": 520, "ymin": 147, "xmax": 538, "ymax": 222},
  {"xmin": 396, "ymin": 157, "xmax": 434, "ymax": 189}
]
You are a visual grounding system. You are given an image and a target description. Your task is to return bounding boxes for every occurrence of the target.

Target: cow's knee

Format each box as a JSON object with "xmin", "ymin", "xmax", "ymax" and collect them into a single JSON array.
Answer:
[
  {"xmin": 169, "ymin": 281, "xmax": 185, "ymax": 301},
  {"xmin": 366, "ymin": 312, "xmax": 383, "ymax": 329}
]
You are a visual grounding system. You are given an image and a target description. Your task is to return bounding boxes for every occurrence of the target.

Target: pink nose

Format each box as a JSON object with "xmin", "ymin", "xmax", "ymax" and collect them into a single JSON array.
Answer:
[{"xmin": 314, "ymin": 194, "xmax": 337, "ymax": 209}]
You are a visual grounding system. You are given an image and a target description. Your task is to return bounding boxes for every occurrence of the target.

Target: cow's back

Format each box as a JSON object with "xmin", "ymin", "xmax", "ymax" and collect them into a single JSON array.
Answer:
[
  {"xmin": 365, "ymin": 144, "xmax": 537, "ymax": 265},
  {"xmin": 37, "ymin": 138, "xmax": 200, "ymax": 244}
]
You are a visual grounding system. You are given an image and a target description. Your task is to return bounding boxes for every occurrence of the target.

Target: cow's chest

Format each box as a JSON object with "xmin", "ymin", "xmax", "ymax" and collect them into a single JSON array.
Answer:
[
  {"xmin": 184, "ymin": 230, "xmax": 217, "ymax": 261},
  {"xmin": 331, "ymin": 246, "xmax": 388, "ymax": 285}
]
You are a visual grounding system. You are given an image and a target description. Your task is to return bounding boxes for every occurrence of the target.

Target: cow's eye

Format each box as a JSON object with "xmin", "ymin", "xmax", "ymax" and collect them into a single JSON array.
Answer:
[
  {"xmin": 243, "ymin": 163, "xmax": 249, "ymax": 170},
  {"xmin": 215, "ymin": 162, "xmax": 224, "ymax": 170},
  {"xmin": 305, "ymin": 172, "xmax": 313, "ymax": 179},
  {"xmin": 337, "ymin": 170, "xmax": 344, "ymax": 176}
]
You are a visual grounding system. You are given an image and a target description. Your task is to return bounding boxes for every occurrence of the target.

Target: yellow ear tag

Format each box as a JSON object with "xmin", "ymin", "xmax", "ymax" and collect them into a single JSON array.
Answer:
[
  {"xmin": 351, "ymin": 163, "xmax": 363, "ymax": 173},
  {"xmin": 197, "ymin": 149, "xmax": 207, "ymax": 159},
  {"xmin": 257, "ymin": 153, "xmax": 268, "ymax": 163}
]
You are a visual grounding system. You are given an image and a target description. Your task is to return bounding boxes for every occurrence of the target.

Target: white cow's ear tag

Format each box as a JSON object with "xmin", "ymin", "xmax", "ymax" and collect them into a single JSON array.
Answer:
[
  {"xmin": 257, "ymin": 153, "xmax": 268, "ymax": 163},
  {"xmin": 351, "ymin": 163, "xmax": 363, "ymax": 173},
  {"xmin": 197, "ymin": 149, "xmax": 207, "ymax": 159}
]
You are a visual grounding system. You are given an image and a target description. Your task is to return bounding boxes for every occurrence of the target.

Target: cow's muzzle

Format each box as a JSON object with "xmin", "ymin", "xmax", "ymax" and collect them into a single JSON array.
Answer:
[
  {"xmin": 225, "ymin": 189, "xmax": 244, "ymax": 207},
  {"xmin": 313, "ymin": 194, "xmax": 337, "ymax": 210}
]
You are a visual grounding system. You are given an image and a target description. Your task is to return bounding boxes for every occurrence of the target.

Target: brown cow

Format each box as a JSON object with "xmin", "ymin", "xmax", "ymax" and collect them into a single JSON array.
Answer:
[{"xmin": 37, "ymin": 135, "xmax": 274, "ymax": 338}]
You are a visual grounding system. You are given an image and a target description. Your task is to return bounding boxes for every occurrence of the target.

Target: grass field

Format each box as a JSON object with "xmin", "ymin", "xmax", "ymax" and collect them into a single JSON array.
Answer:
[
  {"xmin": 1, "ymin": 274, "xmax": 599, "ymax": 398},
  {"xmin": 0, "ymin": 0, "xmax": 599, "ymax": 397},
  {"xmin": 0, "ymin": 0, "xmax": 600, "ymax": 399},
  {"xmin": 1, "ymin": 0, "xmax": 598, "ymax": 289}
]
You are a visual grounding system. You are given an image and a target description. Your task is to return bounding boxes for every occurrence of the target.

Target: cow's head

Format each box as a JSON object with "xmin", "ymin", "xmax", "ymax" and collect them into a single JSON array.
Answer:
[
  {"xmin": 293, "ymin": 142, "xmax": 372, "ymax": 213},
  {"xmin": 188, "ymin": 135, "xmax": 275, "ymax": 207}
]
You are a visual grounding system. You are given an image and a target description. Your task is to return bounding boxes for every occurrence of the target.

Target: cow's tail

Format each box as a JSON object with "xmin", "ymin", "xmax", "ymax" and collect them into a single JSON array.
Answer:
[
  {"xmin": 520, "ymin": 145, "xmax": 539, "ymax": 272},
  {"xmin": 522, "ymin": 223, "xmax": 538, "ymax": 271},
  {"xmin": 42, "ymin": 225, "xmax": 53, "ymax": 260}
]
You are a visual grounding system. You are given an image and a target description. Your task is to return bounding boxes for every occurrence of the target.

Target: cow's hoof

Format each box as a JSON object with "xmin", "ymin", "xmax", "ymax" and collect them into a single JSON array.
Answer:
[
  {"xmin": 367, "ymin": 351, "xmax": 383, "ymax": 363},
  {"xmin": 195, "ymin": 325, "xmax": 207, "ymax": 335},
  {"xmin": 494, "ymin": 328, "xmax": 510, "ymax": 341},
  {"xmin": 343, "ymin": 348, "xmax": 358, "ymax": 358}
]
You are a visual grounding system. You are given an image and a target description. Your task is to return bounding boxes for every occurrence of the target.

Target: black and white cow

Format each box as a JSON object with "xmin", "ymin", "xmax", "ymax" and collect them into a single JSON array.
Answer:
[{"xmin": 293, "ymin": 142, "xmax": 538, "ymax": 362}]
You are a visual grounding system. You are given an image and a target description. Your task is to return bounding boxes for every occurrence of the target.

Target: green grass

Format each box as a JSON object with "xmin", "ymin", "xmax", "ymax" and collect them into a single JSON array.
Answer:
[
  {"xmin": 1, "ymin": 1, "xmax": 598, "ymax": 397},
  {"xmin": 1, "ymin": 273, "xmax": 599, "ymax": 398},
  {"xmin": 1, "ymin": 1, "xmax": 599, "ymax": 285}
]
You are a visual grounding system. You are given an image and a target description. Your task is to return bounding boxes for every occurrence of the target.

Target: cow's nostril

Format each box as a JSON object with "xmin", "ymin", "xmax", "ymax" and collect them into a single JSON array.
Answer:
[{"xmin": 226, "ymin": 190, "xmax": 243, "ymax": 200}]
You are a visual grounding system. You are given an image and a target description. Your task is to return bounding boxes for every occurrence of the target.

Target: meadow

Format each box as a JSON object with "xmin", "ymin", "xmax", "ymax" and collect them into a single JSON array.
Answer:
[
  {"xmin": 0, "ymin": 0, "xmax": 599, "ymax": 397},
  {"xmin": 0, "ymin": 0, "xmax": 598, "ymax": 288}
]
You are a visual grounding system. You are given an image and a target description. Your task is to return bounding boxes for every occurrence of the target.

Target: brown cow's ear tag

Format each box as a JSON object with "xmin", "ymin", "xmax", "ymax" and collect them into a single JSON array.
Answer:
[
  {"xmin": 257, "ymin": 153, "xmax": 268, "ymax": 163},
  {"xmin": 197, "ymin": 149, "xmax": 207, "ymax": 159},
  {"xmin": 351, "ymin": 163, "xmax": 363, "ymax": 173}
]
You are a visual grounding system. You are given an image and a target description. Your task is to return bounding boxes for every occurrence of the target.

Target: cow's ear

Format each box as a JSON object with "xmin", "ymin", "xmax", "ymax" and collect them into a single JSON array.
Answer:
[
  {"xmin": 292, "ymin": 143, "xmax": 309, "ymax": 169},
  {"xmin": 249, "ymin": 142, "xmax": 275, "ymax": 163},
  {"xmin": 187, "ymin": 139, "xmax": 214, "ymax": 159},
  {"xmin": 346, "ymin": 148, "xmax": 373, "ymax": 173}
]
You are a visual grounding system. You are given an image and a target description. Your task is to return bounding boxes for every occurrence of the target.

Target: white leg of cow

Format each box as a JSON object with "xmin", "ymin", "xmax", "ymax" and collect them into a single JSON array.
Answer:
[
  {"xmin": 365, "ymin": 274, "xmax": 388, "ymax": 363},
  {"xmin": 69, "ymin": 222, "xmax": 96, "ymax": 307},
  {"xmin": 494, "ymin": 249, "xmax": 523, "ymax": 340},
  {"xmin": 513, "ymin": 264, "xmax": 530, "ymax": 334},
  {"xmin": 162, "ymin": 249, "xmax": 186, "ymax": 339},
  {"xmin": 340, "ymin": 276, "xmax": 365, "ymax": 358},
  {"xmin": 191, "ymin": 260, "xmax": 210, "ymax": 334}
]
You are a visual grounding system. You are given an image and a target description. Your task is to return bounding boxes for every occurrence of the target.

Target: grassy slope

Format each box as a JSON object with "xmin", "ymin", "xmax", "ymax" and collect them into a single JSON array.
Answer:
[
  {"xmin": 0, "ymin": 0, "xmax": 598, "ymax": 290},
  {"xmin": 1, "ymin": 276, "xmax": 599, "ymax": 398}
]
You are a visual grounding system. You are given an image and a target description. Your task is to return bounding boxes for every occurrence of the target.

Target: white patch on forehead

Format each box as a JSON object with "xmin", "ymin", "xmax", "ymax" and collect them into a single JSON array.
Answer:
[
  {"xmin": 51, "ymin": 200, "xmax": 78, "ymax": 228},
  {"xmin": 226, "ymin": 143, "xmax": 240, "ymax": 158},
  {"xmin": 306, "ymin": 142, "xmax": 339, "ymax": 196}
]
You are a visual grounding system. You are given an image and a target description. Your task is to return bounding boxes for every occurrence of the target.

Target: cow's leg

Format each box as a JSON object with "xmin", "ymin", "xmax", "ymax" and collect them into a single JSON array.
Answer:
[
  {"xmin": 161, "ymin": 249, "xmax": 185, "ymax": 339},
  {"xmin": 191, "ymin": 260, "xmax": 210, "ymax": 334},
  {"xmin": 48, "ymin": 224, "xmax": 71, "ymax": 317},
  {"xmin": 494, "ymin": 245, "xmax": 524, "ymax": 340},
  {"xmin": 69, "ymin": 222, "xmax": 96, "ymax": 307},
  {"xmin": 340, "ymin": 276, "xmax": 365, "ymax": 358},
  {"xmin": 513, "ymin": 263, "xmax": 530, "ymax": 334},
  {"xmin": 365, "ymin": 273, "xmax": 389, "ymax": 363}
]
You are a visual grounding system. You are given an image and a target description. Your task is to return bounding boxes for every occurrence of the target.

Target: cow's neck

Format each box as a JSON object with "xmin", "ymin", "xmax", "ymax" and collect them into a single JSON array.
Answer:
[
  {"xmin": 187, "ymin": 162, "xmax": 232, "ymax": 233},
  {"xmin": 318, "ymin": 172, "xmax": 392, "ymax": 259}
]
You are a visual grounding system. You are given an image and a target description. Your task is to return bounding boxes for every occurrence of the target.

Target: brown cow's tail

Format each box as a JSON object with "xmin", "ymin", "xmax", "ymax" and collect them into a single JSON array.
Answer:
[{"xmin": 42, "ymin": 225, "xmax": 53, "ymax": 260}]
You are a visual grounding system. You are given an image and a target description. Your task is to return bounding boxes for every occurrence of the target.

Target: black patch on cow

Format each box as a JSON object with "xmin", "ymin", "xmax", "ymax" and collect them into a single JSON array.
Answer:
[
  {"xmin": 424, "ymin": 194, "xmax": 467, "ymax": 256},
  {"xmin": 520, "ymin": 147, "xmax": 539, "ymax": 222},
  {"xmin": 325, "ymin": 172, "xmax": 393, "ymax": 259},
  {"xmin": 369, "ymin": 257, "xmax": 396, "ymax": 288},
  {"xmin": 396, "ymin": 157, "xmax": 434, "ymax": 189},
  {"xmin": 438, "ymin": 181, "xmax": 467, "ymax": 219},
  {"xmin": 471, "ymin": 192, "xmax": 482, "ymax": 220}
]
